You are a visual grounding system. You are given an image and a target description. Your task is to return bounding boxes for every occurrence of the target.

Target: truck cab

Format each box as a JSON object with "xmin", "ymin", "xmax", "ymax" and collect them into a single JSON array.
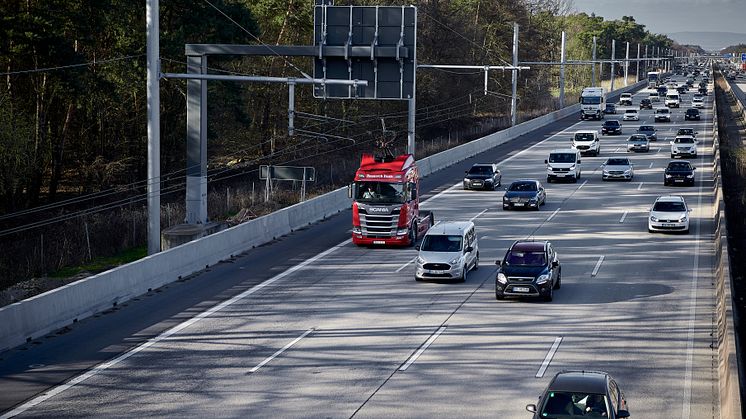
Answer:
[
  {"xmin": 350, "ymin": 154, "xmax": 433, "ymax": 246},
  {"xmin": 580, "ymin": 87, "xmax": 607, "ymax": 120}
]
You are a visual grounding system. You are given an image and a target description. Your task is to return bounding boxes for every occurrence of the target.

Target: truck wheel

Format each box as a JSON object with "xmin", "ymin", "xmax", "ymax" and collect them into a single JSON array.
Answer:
[{"xmin": 408, "ymin": 223, "xmax": 417, "ymax": 247}]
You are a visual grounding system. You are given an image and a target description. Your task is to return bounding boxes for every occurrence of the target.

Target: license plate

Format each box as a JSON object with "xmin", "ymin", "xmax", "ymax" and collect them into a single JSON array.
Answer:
[
  {"xmin": 514, "ymin": 203, "xmax": 524, "ymax": 207},
  {"xmin": 513, "ymin": 287, "xmax": 530, "ymax": 293},
  {"xmin": 431, "ymin": 270, "xmax": 444, "ymax": 274},
  {"xmin": 675, "ymin": 179, "xmax": 684, "ymax": 183},
  {"xmin": 473, "ymin": 182, "xmax": 482, "ymax": 186},
  {"xmin": 662, "ymin": 223, "xmax": 676, "ymax": 227},
  {"xmin": 373, "ymin": 240, "xmax": 385, "ymax": 244},
  {"xmin": 556, "ymin": 173, "xmax": 565, "ymax": 177}
]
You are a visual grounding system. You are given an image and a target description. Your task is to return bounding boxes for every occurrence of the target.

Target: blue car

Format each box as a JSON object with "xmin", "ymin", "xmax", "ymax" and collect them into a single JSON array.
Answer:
[{"xmin": 502, "ymin": 179, "xmax": 546, "ymax": 210}]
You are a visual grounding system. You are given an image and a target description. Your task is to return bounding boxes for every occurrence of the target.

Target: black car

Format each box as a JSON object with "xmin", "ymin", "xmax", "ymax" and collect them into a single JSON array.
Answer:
[
  {"xmin": 699, "ymin": 87, "xmax": 708, "ymax": 95},
  {"xmin": 527, "ymin": 371, "xmax": 631, "ymax": 419},
  {"xmin": 639, "ymin": 98, "xmax": 652, "ymax": 109},
  {"xmin": 636, "ymin": 125, "xmax": 657, "ymax": 141},
  {"xmin": 495, "ymin": 240, "xmax": 560, "ymax": 301},
  {"xmin": 685, "ymin": 108, "xmax": 700, "ymax": 121},
  {"xmin": 601, "ymin": 120, "xmax": 622, "ymax": 135},
  {"xmin": 463, "ymin": 163, "xmax": 502, "ymax": 190},
  {"xmin": 657, "ymin": 86, "xmax": 667, "ymax": 97},
  {"xmin": 676, "ymin": 85, "xmax": 688, "ymax": 94},
  {"xmin": 603, "ymin": 103, "xmax": 616, "ymax": 114},
  {"xmin": 664, "ymin": 160, "xmax": 696, "ymax": 186},
  {"xmin": 502, "ymin": 180, "xmax": 546, "ymax": 210}
]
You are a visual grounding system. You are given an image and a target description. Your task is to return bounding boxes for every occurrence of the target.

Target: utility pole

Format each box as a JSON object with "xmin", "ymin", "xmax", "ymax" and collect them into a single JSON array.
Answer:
[
  {"xmin": 610, "ymin": 40, "xmax": 616, "ymax": 92},
  {"xmin": 511, "ymin": 23, "xmax": 519, "ymax": 126},
  {"xmin": 636, "ymin": 43, "xmax": 641, "ymax": 81},
  {"xmin": 644, "ymin": 44, "xmax": 648, "ymax": 77},
  {"xmin": 146, "ymin": 0, "xmax": 161, "ymax": 255},
  {"xmin": 624, "ymin": 42, "xmax": 630, "ymax": 86},
  {"xmin": 559, "ymin": 31, "xmax": 566, "ymax": 108},
  {"xmin": 407, "ymin": 97, "xmax": 415, "ymax": 155},
  {"xmin": 591, "ymin": 36, "xmax": 597, "ymax": 86}
]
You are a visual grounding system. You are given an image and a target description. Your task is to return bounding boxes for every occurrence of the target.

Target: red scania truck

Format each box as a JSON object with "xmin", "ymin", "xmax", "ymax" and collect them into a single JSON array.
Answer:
[{"xmin": 350, "ymin": 153, "xmax": 433, "ymax": 246}]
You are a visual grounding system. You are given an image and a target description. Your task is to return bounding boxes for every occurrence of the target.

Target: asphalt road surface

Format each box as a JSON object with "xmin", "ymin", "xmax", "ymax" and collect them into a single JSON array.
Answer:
[{"xmin": 0, "ymin": 78, "xmax": 719, "ymax": 418}]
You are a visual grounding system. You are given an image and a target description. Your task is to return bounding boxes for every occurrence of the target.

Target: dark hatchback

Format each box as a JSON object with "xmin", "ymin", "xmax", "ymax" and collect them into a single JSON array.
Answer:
[
  {"xmin": 502, "ymin": 180, "xmax": 546, "ymax": 210},
  {"xmin": 636, "ymin": 125, "xmax": 657, "ymax": 141},
  {"xmin": 664, "ymin": 160, "xmax": 696, "ymax": 186},
  {"xmin": 639, "ymin": 98, "xmax": 652, "ymax": 109},
  {"xmin": 601, "ymin": 120, "xmax": 622, "ymax": 135},
  {"xmin": 527, "ymin": 370, "xmax": 630, "ymax": 419},
  {"xmin": 603, "ymin": 103, "xmax": 616, "ymax": 114},
  {"xmin": 495, "ymin": 240, "xmax": 560, "ymax": 301},
  {"xmin": 685, "ymin": 108, "xmax": 700, "ymax": 121},
  {"xmin": 463, "ymin": 163, "xmax": 502, "ymax": 190}
]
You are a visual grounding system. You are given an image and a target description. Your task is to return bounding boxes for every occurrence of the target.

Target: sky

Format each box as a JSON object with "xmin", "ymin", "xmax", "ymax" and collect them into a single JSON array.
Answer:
[{"xmin": 570, "ymin": 0, "xmax": 746, "ymax": 35}]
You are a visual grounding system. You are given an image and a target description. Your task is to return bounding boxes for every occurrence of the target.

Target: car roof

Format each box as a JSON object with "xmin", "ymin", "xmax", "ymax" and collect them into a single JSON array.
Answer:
[
  {"xmin": 667, "ymin": 160, "xmax": 693, "ymax": 166},
  {"xmin": 574, "ymin": 130, "xmax": 597, "ymax": 135},
  {"xmin": 638, "ymin": 125, "xmax": 654, "ymax": 129},
  {"xmin": 655, "ymin": 195, "xmax": 686, "ymax": 203},
  {"xmin": 628, "ymin": 134, "xmax": 647, "ymax": 139},
  {"xmin": 427, "ymin": 221, "xmax": 474, "ymax": 236},
  {"xmin": 510, "ymin": 241, "xmax": 547, "ymax": 252},
  {"xmin": 549, "ymin": 371, "xmax": 609, "ymax": 393},
  {"xmin": 510, "ymin": 179, "xmax": 539, "ymax": 185},
  {"xmin": 550, "ymin": 148, "xmax": 578, "ymax": 153},
  {"xmin": 470, "ymin": 163, "xmax": 494, "ymax": 167}
]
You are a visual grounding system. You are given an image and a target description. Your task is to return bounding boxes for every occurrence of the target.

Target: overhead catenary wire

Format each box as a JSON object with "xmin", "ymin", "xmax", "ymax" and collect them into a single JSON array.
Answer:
[{"xmin": 0, "ymin": 54, "xmax": 145, "ymax": 77}]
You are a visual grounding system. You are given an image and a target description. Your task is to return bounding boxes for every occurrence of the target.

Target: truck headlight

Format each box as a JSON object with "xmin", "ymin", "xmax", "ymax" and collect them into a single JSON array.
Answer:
[
  {"xmin": 536, "ymin": 273, "xmax": 550, "ymax": 285},
  {"xmin": 352, "ymin": 226, "xmax": 362, "ymax": 234},
  {"xmin": 497, "ymin": 273, "xmax": 507, "ymax": 284},
  {"xmin": 397, "ymin": 228, "xmax": 409, "ymax": 236}
]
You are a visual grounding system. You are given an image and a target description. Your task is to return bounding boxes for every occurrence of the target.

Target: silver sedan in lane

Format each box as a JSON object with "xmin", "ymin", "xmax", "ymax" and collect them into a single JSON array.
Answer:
[{"xmin": 601, "ymin": 157, "xmax": 634, "ymax": 181}]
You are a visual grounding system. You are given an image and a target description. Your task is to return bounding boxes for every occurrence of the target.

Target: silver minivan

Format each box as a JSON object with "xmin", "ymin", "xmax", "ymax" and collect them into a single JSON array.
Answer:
[{"xmin": 415, "ymin": 221, "xmax": 478, "ymax": 282}]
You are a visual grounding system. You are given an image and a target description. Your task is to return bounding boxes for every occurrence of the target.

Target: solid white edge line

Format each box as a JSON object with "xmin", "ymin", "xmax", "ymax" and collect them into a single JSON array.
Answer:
[
  {"xmin": 395, "ymin": 257, "xmax": 417, "ymax": 273},
  {"xmin": 249, "ymin": 328, "xmax": 314, "ymax": 374},
  {"xmin": 619, "ymin": 211, "xmax": 628, "ymax": 224},
  {"xmin": 681, "ymin": 102, "xmax": 709, "ymax": 419},
  {"xmin": 0, "ymin": 240, "xmax": 351, "ymax": 419},
  {"xmin": 399, "ymin": 326, "xmax": 447, "ymax": 371},
  {"xmin": 637, "ymin": 181, "xmax": 644, "ymax": 190},
  {"xmin": 535, "ymin": 337, "xmax": 563, "ymax": 378},
  {"xmin": 469, "ymin": 208, "xmax": 488, "ymax": 222},
  {"xmin": 546, "ymin": 208, "xmax": 561, "ymax": 222},
  {"xmin": 577, "ymin": 180, "xmax": 588, "ymax": 190},
  {"xmin": 591, "ymin": 255, "xmax": 605, "ymax": 277}
]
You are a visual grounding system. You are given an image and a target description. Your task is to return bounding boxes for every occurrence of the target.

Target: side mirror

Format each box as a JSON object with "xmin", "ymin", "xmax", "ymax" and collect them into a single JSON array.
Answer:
[
  {"xmin": 544, "ymin": 159, "xmax": 549, "ymax": 164},
  {"xmin": 465, "ymin": 246, "xmax": 474, "ymax": 253},
  {"xmin": 693, "ymin": 167, "xmax": 697, "ymax": 170},
  {"xmin": 551, "ymin": 260, "xmax": 559, "ymax": 268},
  {"xmin": 415, "ymin": 245, "xmax": 420, "ymax": 251},
  {"xmin": 495, "ymin": 259, "xmax": 503, "ymax": 266},
  {"xmin": 688, "ymin": 208, "xmax": 693, "ymax": 212},
  {"xmin": 577, "ymin": 160, "xmax": 582, "ymax": 164},
  {"xmin": 464, "ymin": 170, "xmax": 469, "ymax": 174},
  {"xmin": 617, "ymin": 409, "xmax": 630, "ymax": 418},
  {"xmin": 526, "ymin": 404, "xmax": 537, "ymax": 413}
]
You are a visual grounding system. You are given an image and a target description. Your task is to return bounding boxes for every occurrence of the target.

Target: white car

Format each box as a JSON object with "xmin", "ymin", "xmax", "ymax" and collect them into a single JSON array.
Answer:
[
  {"xmin": 415, "ymin": 221, "xmax": 479, "ymax": 282},
  {"xmin": 649, "ymin": 92, "xmax": 661, "ymax": 102},
  {"xmin": 619, "ymin": 93, "xmax": 633, "ymax": 106},
  {"xmin": 622, "ymin": 109, "xmax": 639, "ymax": 121},
  {"xmin": 665, "ymin": 93, "xmax": 680, "ymax": 108},
  {"xmin": 692, "ymin": 95, "xmax": 704, "ymax": 108},
  {"xmin": 648, "ymin": 195, "xmax": 691, "ymax": 234},
  {"xmin": 670, "ymin": 135, "xmax": 697, "ymax": 158},
  {"xmin": 571, "ymin": 130, "xmax": 601, "ymax": 156}
]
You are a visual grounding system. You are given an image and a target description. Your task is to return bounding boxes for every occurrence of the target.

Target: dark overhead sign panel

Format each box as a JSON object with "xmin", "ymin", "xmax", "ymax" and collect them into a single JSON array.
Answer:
[{"xmin": 313, "ymin": 5, "xmax": 416, "ymax": 100}]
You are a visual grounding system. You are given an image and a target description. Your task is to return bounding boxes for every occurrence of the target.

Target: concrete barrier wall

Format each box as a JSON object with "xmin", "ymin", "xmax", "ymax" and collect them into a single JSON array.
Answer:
[
  {"xmin": 0, "ymin": 80, "xmax": 647, "ymax": 353},
  {"xmin": 714, "ymin": 74, "xmax": 744, "ymax": 419}
]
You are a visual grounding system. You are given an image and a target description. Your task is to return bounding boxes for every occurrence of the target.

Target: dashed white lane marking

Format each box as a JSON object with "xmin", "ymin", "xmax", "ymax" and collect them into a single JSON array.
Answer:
[
  {"xmin": 470, "ymin": 208, "xmax": 488, "ymax": 222},
  {"xmin": 649, "ymin": 162, "xmax": 654, "ymax": 169},
  {"xmin": 546, "ymin": 208, "xmax": 561, "ymax": 222},
  {"xmin": 396, "ymin": 257, "xmax": 417, "ymax": 273},
  {"xmin": 399, "ymin": 326, "xmax": 447, "ymax": 371},
  {"xmin": 619, "ymin": 211, "xmax": 628, "ymax": 223},
  {"xmin": 535, "ymin": 337, "xmax": 563, "ymax": 378},
  {"xmin": 577, "ymin": 180, "xmax": 588, "ymax": 190},
  {"xmin": 249, "ymin": 328, "xmax": 315, "ymax": 373},
  {"xmin": 637, "ymin": 181, "xmax": 644, "ymax": 190},
  {"xmin": 591, "ymin": 255, "xmax": 605, "ymax": 277}
]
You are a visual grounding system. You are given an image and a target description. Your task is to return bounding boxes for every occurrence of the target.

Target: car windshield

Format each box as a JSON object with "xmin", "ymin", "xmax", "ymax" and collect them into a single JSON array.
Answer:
[
  {"xmin": 468, "ymin": 165, "xmax": 493, "ymax": 175},
  {"xmin": 505, "ymin": 250, "xmax": 546, "ymax": 266},
  {"xmin": 549, "ymin": 153, "xmax": 577, "ymax": 163},
  {"xmin": 606, "ymin": 158, "xmax": 630, "ymax": 166},
  {"xmin": 668, "ymin": 162, "xmax": 693, "ymax": 170},
  {"xmin": 653, "ymin": 201, "xmax": 686, "ymax": 212},
  {"xmin": 604, "ymin": 121, "xmax": 620, "ymax": 126},
  {"xmin": 625, "ymin": 110, "xmax": 637, "ymax": 114},
  {"xmin": 420, "ymin": 235, "xmax": 463, "ymax": 252},
  {"xmin": 674, "ymin": 137, "xmax": 695, "ymax": 144},
  {"xmin": 639, "ymin": 126, "xmax": 654, "ymax": 132},
  {"xmin": 657, "ymin": 109, "xmax": 669, "ymax": 114},
  {"xmin": 574, "ymin": 133, "xmax": 595, "ymax": 141},
  {"xmin": 629, "ymin": 135, "xmax": 647, "ymax": 142},
  {"xmin": 540, "ymin": 392, "xmax": 609, "ymax": 418},
  {"xmin": 581, "ymin": 96, "xmax": 602, "ymax": 104},
  {"xmin": 354, "ymin": 181, "xmax": 406, "ymax": 204},
  {"xmin": 687, "ymin": 109, "xmax": 699, "ymax": 114},
  {"xmin": 667, "ymin": 95, "xmax": 679, "ymax": 99},
  {"xmin": 508, "ymin": 182, "xmax": 537, "ymax": 192}
]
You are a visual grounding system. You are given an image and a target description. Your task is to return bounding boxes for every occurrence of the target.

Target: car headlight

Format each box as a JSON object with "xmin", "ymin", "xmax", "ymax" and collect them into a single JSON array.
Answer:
[
  {"xmin": 569, "ymin": 165, "xmax": 576, "ymax": 170},
  {"xmin": 503, "ymin": 195, "xmax": 509, "ymax": 201},
  {"xmin": 449, "ymin": 257, "xmax": 461, "ymax": 266},
  {"xmin": 650, "ymin": 215, "xmax": 658, "ymax": 222},
  {"xmin": 665, "ymin": 174, "xmax": 672, "ymax": 178},
  {"xmin": 497, "ymin": 273, "xmax": 507, "ymax": 284},
  {"xmin": 536, "ymin": 273, "xmax": 551, "ymax": 285},
  {"xmin": 678, "ymin": 215, "xmax": 688, "ymax": 222},
  {"xmin": 416, "ymin": 257, "xmax": 425, "ymax": 265},
  {"xmin": 463, "ymin": 178, "xmax": 470, "ymax": 183},
  {"xmin": 603, "ymin": 170, "xmax": 609, "ymax": 175},
  {"xmin": 686, "ymin": 174, "xmax": 694, "ymax": 178},
  {"xmin": 624, "ymin": 169, "xmax": 631, "ymax": 174}
]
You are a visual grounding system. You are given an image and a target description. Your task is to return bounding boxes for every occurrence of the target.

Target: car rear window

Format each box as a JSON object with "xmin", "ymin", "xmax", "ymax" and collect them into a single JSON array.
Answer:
[{"xmin": 639, "ymin": 126, "xmax": 654, "ymax": 131}]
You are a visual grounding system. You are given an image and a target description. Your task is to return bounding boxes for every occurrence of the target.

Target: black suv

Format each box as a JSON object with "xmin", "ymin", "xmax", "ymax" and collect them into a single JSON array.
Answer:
[
  {"xmin": 639, "ymin": 98, "xmax": 652, "ymax": 109},
  {"xmin": 495, "ymin": 240, "xmax": 560, "ymax": 302},
  {"xmin": 676, "ymin": 85, "xmax": 688, "ymax": 94},
  {"xmin": 664, "ymin": 160, "xmax": 696, "ymax": 186},
  {"xmin": 685, "ymin": 108, "xmax": 700, "ymax": 121},
  {"xmin": 601, "ymin": 120, "xmax": 622, "ymax": 135},
  {"xmin": 463, "ymin": 163, "xmax": 502, "ymax": 190},
  {"xmin": 527, "ymin": 370, "xmax": 630, "ymax": 419}
]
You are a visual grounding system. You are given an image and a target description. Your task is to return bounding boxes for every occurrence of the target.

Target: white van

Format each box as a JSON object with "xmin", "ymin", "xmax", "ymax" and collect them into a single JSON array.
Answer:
[
  {"xmin": 415, "ymin": 221, "xmax": 478, "ymax": 282},
  {"xmin": 665, "ymin": 93, "xmax": 680, "ymax": 108},
  {"xmin": 649, "ymin": 92, "xmax": 660, "ymax": 102},
  {"xmin": 545, "ymin": 149, "xmax": 582, "ymax": 183}
]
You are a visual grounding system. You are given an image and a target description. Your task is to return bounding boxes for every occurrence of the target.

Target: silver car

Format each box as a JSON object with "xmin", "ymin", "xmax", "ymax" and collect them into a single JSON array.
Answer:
[
  {"xmin": 601, "ymin": 157, "xmax": 634, "ymax": 181},
  {"xmin": 627, "ymin": 134, "xmax": 650, "ymax": 152},
  {"xmin": 415, "ymin": 221, "xmax": 479, "ymax": 282}
]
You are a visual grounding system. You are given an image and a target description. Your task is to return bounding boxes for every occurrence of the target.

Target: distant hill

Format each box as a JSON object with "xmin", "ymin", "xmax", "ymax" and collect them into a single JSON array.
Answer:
[{"xmin": 668, "ymin": 32, "xmax": 746, "ymax": 52}]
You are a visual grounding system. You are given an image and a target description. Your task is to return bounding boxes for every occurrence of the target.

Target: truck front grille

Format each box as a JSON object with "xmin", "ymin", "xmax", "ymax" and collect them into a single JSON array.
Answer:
[{"xmin": 360, "ymin": 213, "xmax": 398, "ymax": 237}]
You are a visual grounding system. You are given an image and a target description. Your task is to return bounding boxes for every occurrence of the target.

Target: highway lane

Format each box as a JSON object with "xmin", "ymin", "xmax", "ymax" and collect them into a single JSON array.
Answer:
[{"xmin": 1, "ymin": 81, "xmax": 720, "ymax": 418}]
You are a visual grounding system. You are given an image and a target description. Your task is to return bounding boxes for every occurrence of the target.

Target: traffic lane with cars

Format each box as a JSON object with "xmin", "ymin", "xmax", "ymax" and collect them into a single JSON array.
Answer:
[{"xmin": 4, "ymin": 84, "xmax": 717, "ymax": 418}]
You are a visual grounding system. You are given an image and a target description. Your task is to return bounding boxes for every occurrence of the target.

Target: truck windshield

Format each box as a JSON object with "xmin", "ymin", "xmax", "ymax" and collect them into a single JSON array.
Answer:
[
  {"xmin": 421, "ymin": 235, "xmax": 463, "ymax": 252},
  {"xmin": 354, "ymin": 181, "xmax": 406, "ymax": 204},
  {"xmin": 549, "ymin": 153, "xmax": 576, "ymax": 163},
  {"xmin": 581, "ymin": 96, "xmax": 602, "ymax": 105}
]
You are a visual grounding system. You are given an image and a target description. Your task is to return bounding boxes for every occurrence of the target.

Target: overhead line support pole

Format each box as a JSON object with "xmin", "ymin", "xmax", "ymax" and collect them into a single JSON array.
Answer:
[
  {"xmin": 559, "ymin": 31, "xmax": 566, "ymax": 108},
  {"xmin": 511, "ymin": 23, "xmax": 519, "ymax": 126},
  {"xmin": 624, "ymin": 41, "xmax": 630, "ymax": 86},
  {"xmin": 146, "ymin": 0, "xmax": 161, "ymax": 254},
  {"xmin": 591, "ymin": 36, "xmax": 597, "ymax": 86},
  {"xmin": 610, "ymin": 39, "xmax": 616, "ymax": 92}
]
